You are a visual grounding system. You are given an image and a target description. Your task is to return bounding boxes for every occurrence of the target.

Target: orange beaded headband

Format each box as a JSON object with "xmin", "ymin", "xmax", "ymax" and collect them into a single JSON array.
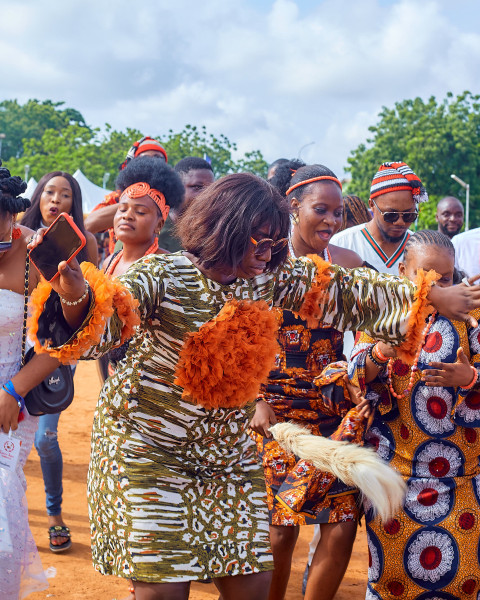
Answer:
[
  {"xmin": 120, "ymin": 182, "xmax": 170, "ymax": 221},
  {"xmin": 286, "ymin": 176, "xmax": 342, "ymax": 196}
]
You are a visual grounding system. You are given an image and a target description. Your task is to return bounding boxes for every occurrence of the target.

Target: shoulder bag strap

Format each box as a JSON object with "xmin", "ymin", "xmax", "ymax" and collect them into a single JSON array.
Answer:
[{"xmin": 20, "ymin": 256, "xmax": 30, "ymax": 367}]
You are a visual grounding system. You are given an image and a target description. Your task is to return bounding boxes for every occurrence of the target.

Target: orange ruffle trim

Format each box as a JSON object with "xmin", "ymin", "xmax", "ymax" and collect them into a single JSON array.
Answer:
[
  {"xmin": 395, "ymin": 268, "xmax": 438, "ymax": 365},
  {"xmin": 27, "ymin": 262, "xmax": 140, "ymax": 364},
  {"xmin": 297, "ymin": 254, "xmax": 333, "ymax": 328},
  {"xmin": 174, "ymin": 299, "xmax": 279, "ymax": 410}
]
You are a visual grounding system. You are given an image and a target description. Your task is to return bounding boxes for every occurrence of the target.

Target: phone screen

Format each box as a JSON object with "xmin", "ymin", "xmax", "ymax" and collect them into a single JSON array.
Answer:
[{"xmin": 29, "ymin": 216, "xmax": 84, "ymax": 281}]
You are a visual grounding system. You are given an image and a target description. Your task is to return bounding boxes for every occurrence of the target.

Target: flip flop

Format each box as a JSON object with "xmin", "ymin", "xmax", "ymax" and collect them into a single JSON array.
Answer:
[{"xmin": 48, "ymin": 525, "xmax": 72, "ymax": 553}]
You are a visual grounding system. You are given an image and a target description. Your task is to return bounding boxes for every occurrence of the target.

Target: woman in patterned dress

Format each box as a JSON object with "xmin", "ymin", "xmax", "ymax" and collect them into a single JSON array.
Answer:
[
  {"xmin": 349, "ymin": 230, "xmax": 480, "ymax": 599},
  {"xmin": 27, "ymin": 174, "xmax": 480, "ymax": 600},
  {"xmin": 250, "ymin": 164, "xmax": 367, "ymax": 600}
]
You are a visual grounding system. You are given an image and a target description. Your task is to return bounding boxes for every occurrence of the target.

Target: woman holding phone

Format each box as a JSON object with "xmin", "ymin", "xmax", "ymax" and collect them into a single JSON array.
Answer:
[
  {"xmin": 28, "ymin": 173, "xmax": 480, "ymax": 600},
  {"xmin": 21, "ymin": 171, "xmax": 98, "ymax": 553},
  {"xmin": 0, "ymin": 161, "xmax": 62, "ymax": 598}
]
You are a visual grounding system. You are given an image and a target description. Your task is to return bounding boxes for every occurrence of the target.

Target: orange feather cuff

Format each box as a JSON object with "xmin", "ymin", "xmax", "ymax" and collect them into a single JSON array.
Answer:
[
  {"xmin": 27, "ymin": 262, "xmax": 140, "ymax": 364},
  {"xmin": 174, "ymin": 299, "xmax": 279, "ymax": 410}
]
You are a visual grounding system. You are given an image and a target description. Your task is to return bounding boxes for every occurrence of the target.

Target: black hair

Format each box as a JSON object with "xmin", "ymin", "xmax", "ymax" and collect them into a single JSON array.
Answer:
[
  {"xmin": 116, "ymin": 156, "xmax": 185, "ymax": 212},
  {"xmin": 174, "ymin": 157, "xmax": 213, "ymax": 175},
  {"xmin": 0, "ymin": 160, "xmax": 30, "ymax": 216},
  {"xmin": 21, "ymin": 170, "xmax": 89, "ymax": 262},
  {"xmin": 269, "ymin": 159, "xmax": 306, "ymax": 197},
  {"xmin": 177, "ymin": 173, "xmax": 290, "ymax": 272},
  {"xmin": 403, "ymin": 230, "xmax": 455, "ymax": 262},
  {"xmin": 286, "ymin": 164, "xmax": 340, "ymax": 204}
]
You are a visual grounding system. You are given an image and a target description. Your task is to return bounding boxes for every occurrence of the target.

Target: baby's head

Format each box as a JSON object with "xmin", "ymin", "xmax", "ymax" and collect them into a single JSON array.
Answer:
[{"xmin": 399, "ymin": 230, "xmax": 455, "ymax": 288}]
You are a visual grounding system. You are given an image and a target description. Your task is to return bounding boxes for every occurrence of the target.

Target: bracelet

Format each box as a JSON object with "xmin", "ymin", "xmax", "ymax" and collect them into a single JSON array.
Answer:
[
  {"xmin": 373, "ymin": 343, "xmax": 390, "ymax": 363},
  {"xmin": 462, "ymin": 367, "xmax": 479, "ymax": 390},
  {"xmin": 368, "ymin": 345, "xmax": 387, "ymax": 369},
  {"xmin": 59, "ymin": 282, "xmax": 90, "ymax": 306},
  {"xmin": 1, "ymin": 380, "xmax": 25, "ymax": 411}
]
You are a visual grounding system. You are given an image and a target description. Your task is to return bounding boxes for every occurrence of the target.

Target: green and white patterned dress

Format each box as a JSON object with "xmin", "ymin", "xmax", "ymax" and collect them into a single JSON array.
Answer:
[{"xmin": 37, "ymin": 252, "xmax": 425, "ymax": 582}]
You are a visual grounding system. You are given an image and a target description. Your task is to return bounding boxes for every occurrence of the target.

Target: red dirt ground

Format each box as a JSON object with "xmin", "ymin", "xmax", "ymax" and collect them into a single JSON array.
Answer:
[{"xmin": 26, "ymin": 361, "xmax": 368, "ymax": 599}]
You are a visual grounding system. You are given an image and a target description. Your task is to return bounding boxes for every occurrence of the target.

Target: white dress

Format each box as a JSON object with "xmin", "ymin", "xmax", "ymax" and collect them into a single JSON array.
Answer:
[{"xmin": 0, "ymin": 290, "xmax": 48, "ymax": 599}]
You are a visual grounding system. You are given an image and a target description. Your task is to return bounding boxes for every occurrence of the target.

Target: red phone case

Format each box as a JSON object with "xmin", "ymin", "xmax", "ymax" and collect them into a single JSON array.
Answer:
[{"xmin": 29, "ymin": 212, "xmax": 87, "ymax": 282}]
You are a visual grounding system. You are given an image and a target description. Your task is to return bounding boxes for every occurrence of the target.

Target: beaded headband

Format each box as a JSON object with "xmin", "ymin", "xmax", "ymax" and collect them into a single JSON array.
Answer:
[
  {"xmin": 286, "ymin": 176, "xmax": 342, "ymax": 196},
  {"xmin": 120, "ymin": 182, "xmax": 170, "ymax": 221}
]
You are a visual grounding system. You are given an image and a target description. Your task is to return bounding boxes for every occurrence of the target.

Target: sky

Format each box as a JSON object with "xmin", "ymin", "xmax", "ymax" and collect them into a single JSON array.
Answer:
[{"xmin": 1, "ymin": 0, "xmax": 480, "ymax": 176}]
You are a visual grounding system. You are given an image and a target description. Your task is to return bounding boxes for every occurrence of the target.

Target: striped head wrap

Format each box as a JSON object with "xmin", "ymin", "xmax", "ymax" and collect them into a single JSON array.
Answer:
[
  {"xmin": 120, "ymin": 182, "xmax": 170, "ymax": 221},
  {"xmin": 370, "ymin": 162, "xmax": 428, "ymax": 204}
]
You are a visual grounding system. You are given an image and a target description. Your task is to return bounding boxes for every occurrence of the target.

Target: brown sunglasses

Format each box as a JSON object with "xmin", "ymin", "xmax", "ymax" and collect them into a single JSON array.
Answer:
[{"xmin": 250, "ymin": 236, "xmax": 288, "ymax": 256}]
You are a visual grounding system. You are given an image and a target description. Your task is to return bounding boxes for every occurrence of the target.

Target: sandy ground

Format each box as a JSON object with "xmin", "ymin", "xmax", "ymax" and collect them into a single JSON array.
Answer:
[{"xmin": 26, "ymin": 361, "xmax": 368, "ymax": 600}]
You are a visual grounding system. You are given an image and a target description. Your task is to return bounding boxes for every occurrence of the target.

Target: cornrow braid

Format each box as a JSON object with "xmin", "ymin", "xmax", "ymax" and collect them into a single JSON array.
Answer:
[
  {"xmin": 403, "ymin": 230, "xmax": 455, "ymax": 262},
  {"xmin": 341, "ymin": 195, "xmax": 371, "ymax": 229},
  {"xmin": 0, "ymin": 160, "xmax": 30, "ymax": 215}
]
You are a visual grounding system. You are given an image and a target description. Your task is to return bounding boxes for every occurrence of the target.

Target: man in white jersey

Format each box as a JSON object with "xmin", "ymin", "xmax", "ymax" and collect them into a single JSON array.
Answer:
[
  {"xmin": 452, "ymin": 227, "xmax": 480, "ymax": 278},
  {"xmin": 331, "ymin": 161, "xmax": 427, "ymax": 275}
]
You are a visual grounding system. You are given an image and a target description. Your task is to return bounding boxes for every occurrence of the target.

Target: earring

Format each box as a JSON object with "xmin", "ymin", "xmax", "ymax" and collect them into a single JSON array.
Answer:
[{"xmin": 292, "ymin": 212, "xmax": 299, "ymax": 225}]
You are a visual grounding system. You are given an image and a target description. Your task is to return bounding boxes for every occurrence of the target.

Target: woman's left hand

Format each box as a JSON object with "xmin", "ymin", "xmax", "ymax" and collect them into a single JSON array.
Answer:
[
  {"xmin": 344, "ymin": 376, "xmax": 372, "ymax": 419},
  {"xmin": 429, "ymin": 277, "xmax": 480, "ymax": 328},
  {"xmin": 423, "ymin": 348, "xmax": 476, "ymax": 388}
]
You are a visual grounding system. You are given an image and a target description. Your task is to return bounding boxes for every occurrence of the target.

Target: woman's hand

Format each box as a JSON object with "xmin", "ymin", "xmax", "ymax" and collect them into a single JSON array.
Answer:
[
  {"xmin": 0, "ymin": 390, "xmax": 20, "ymax": 433},
  {"xmin": 376, "ymin": 342, "xmax": 397, "ymax": 359},
  {"xmin": 249, "ymin": 400, "xmax": 277, "ymax": 438},
  {"xmin": 28, "ymin": 230, "xmax": 86, "ymax": 301},
  {"xmin": 423, "ymin": 348, "xmax": 477, "ymax": 388},
  {"xmin": 428, "ymin": 277, "xmax": 480, "ymax": 328}
]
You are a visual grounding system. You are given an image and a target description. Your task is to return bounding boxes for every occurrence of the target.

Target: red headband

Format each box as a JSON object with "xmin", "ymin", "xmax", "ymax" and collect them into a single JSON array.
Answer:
[
  {"xmin": 286, "ymin": 176, "xmax": 342, "ymax": 196},
  {"xmin": 120, "ymin": 182, "xmax": 170, "ymax": 221}
]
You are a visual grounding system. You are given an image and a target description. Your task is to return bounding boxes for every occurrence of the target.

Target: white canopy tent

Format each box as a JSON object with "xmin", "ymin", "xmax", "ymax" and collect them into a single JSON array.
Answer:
[
  {"xmin": 24, "ymin": 177, "xmax": 38, "ymax": 199},
  {"xmin": 73, "ymin": 170, "xmax": 112, "ymax": 213}
]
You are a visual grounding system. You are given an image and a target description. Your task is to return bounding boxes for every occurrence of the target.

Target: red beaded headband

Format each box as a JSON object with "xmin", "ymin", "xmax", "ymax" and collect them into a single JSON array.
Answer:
[
  {"xmin": 120, "ymin": 182, "xmax": 170, "ymax": 221},
  {"xmin": 286, "ymin": 176, "xmax": 342, "ymax": 196}
]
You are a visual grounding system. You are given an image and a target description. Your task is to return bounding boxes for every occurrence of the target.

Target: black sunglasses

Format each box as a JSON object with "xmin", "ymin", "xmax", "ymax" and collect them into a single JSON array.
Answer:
[{"xmin": 371, "ymin": 198, "xmax": 418, "ymax": 224}]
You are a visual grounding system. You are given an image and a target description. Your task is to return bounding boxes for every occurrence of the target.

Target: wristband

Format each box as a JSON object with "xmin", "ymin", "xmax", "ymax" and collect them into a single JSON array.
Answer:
[
  {"xmin": 462, "ymin": 367, "xmax": 479, "ymax": 391},
  {"xmin": 59, "ymin": 281, "xmax": 90, "ymax": 306},
  {"xmin": 1, "ymin": 380, "xmax": 25, "ymax": 411},
  {"xmin": 368, "ymin": 345, "xmax": 387, "ymax": 369},
  {"xmin": 373, "ymin": 343, "xmax": 390, "ymax": 363}
]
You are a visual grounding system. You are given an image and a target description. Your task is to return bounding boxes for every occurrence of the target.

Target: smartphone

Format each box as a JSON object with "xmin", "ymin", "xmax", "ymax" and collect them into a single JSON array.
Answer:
[{"xmin": 29, "ymin": 213, "xmax": 86, "ymax": 282}]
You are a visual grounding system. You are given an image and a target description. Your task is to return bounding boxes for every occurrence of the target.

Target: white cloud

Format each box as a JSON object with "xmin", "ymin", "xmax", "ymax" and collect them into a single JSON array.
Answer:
[{"xmin": 1, "ymin": 0, "xmax": 479, "ymax": 178}]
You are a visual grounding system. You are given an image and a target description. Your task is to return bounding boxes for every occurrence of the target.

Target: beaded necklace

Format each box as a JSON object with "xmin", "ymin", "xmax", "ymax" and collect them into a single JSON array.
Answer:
[
  {"xmin": 288, "ymin": 238, "xmax": 331, "ymax": 262},
  {"xmin": 387, "ymin": 311, "xmax": 437, "ymax": 399},
  {"xmin": 105, "ymin": 238, "xmax": 159, "ymax": 276}
]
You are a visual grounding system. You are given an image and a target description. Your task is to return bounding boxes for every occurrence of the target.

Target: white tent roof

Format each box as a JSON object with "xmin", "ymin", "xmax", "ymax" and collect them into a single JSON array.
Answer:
[
  {"xmin": 73, "ymin": 170, "xmax": 112, "ymax": 213},
  {"xmin": 24, "ymin": 177, "xmax": 38, "ymax": 199}
]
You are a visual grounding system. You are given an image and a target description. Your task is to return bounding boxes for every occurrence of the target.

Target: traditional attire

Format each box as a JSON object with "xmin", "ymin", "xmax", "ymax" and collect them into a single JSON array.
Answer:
[
  {"xmin": 350, "ymin": 312, "xmax": 480, "ymax": 599},
  {"xmin": 29, "ymin": 252, "xmax": 434, "ymax": 584},
  {"xmin": 0, "ymin": 290, "xmax": 48, "ymax": 599}
]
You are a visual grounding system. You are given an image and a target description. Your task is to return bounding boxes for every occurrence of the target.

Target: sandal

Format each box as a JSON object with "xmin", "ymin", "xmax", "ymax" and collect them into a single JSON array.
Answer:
[{"xmin": 48, "ymin": 525, "xmax": 72, "ymax": 553}]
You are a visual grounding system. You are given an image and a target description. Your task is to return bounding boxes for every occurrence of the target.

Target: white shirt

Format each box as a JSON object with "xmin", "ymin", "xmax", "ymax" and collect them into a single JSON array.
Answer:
[
  {"xmin": 452, "ymin": 228, "xmax": 480, "ymax": 278},
  {"xmin": 330, "ymin": 223, "xmax": 409, "ymax": 276}
]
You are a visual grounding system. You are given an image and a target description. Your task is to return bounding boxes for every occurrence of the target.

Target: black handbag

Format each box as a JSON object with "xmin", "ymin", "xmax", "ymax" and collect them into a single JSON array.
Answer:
[{"xmin": 21, "ymin": 258, "xmax": 75, "ymax": 416}]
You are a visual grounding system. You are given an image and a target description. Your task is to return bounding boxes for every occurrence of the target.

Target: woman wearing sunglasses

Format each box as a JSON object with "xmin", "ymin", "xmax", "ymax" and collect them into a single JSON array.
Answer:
[
  {"xmin": 331, "ymin": 161, "xmax": 422, "ymax": 275},
  {"xmin": 27, "ymin": 173, "xmax": 480, "ymax": 600},
  {"xmin": 250, "ymin": 164, "xmax": 368, "ymax": 600}
]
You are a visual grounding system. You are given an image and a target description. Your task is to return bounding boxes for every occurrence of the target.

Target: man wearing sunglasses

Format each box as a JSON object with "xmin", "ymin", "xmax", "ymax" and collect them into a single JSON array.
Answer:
[{"xmin": 331, "ymin": 161, "xmax": 427, "ymax": 275}]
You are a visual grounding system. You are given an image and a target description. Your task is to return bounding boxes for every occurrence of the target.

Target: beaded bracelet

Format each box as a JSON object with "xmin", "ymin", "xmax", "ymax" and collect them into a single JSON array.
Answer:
[
  {"xmin": 59, "ymin": 282, "xmax": 90, "ymax": 306},
  {"xmin": 367, "ymin": 345, "xmax": 387, "ymax": 369},
  {"xmin": 462, "ymin": 367, "xmax": 479, "ymax": 391},
  {"xmin": 1, "ymin": 380, "xmax": 25, "ymax": 411},
  {"xmin": 373, "ymin": 343, "xmax": 390, "ymax": 363}
]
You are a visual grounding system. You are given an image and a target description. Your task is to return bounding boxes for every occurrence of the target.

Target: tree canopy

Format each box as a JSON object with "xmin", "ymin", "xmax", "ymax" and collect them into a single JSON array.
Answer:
[
  {"xmin": 346, "ymin": 92, "xmax": 480, "ymax": 229},
  {"xmin": 1, "ymin": 99, "xmax": 268, "ymax": 186}
]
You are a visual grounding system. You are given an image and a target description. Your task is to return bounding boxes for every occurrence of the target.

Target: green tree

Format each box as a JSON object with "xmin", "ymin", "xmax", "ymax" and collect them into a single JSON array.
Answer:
[
  {"xmin": 346, "ymin": 92, "xmax": 480, "ymax": 229},
  {"xmin": 0, "ymin": 99, "xmax": 86, "ymax": 161}
]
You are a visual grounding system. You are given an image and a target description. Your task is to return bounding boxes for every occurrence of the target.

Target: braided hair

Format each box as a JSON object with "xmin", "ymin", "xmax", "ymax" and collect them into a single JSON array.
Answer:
[
  {"xmin": 269, "ymin": 158, "xmax": 306, "ymax": 197},
  {"xmin": 341, "ymin": 195, "xmax": 371, "ymax": 229},
  {"xmin": 403, "ymin": 230, "xmax": 455, "ymax": 262},
  {"xmin": 0, "ymin": 160, "xmax": 30, "ymax": 216},
  {"xmin": 286, "ymin": 164, "xmax": 340, "ymax": 203}
]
